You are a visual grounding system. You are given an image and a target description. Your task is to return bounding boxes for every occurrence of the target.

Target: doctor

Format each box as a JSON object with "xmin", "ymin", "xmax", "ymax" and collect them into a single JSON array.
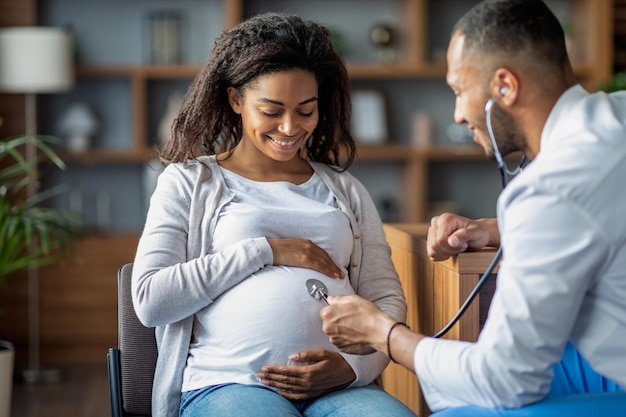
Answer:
[{"xmin": 320, "ymin": 0, "xmax": 626, "ymax": 414}]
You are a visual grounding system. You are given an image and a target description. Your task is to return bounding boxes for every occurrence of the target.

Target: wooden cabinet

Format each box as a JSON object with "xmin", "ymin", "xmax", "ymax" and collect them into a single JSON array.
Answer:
[
  {"xmin": 0, "ymin": 234, "xmax": 140, "ymax": 367},
  {"xmin": 37, "ymin": 234, "xmax": 140, "ymax": 364},
  {"xmin": 381, "ymin": 223, "xmax": 499, "ymax": 417}
]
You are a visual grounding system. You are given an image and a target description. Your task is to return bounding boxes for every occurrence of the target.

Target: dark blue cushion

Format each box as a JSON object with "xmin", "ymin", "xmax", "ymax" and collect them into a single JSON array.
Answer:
[
  {"xmin": 432, "ymin": 343, "xmax": 625, "ymax": 416},
  {"xmin": 432, "ymin": 391, "xmax": 626, "ymax": 417}
]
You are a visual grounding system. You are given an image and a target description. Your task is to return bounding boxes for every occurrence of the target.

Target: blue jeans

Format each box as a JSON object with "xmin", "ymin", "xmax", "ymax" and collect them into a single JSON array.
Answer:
[
  {"xmin": 180, "ymin": 382, "xmax": 417, "ymax": 417},
  {"xmin": 433, "ymin": 342, "xmax": 625, "ymax": 416}
]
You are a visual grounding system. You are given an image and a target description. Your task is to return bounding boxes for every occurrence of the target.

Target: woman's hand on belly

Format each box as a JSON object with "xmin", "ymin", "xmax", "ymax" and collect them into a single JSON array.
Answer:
[
  {"xmin": 256, "ymin": 350, "xmax": 356, "ymax": 400},
  {"xmin": 268, "ymin": 238, "xmax": 345, "ymax": 279}
]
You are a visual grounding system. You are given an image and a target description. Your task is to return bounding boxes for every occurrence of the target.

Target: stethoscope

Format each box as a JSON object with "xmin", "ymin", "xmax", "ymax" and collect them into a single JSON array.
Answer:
[
  {"xmin": 432, "ymin": 98, "xmax": 528, "ymax": 338},
  {"xmin": 485, "ymin": 97, "xmax": 527, "ymax": 188},
  {"xmin": 306, "ymin": 278, "xmax": 330, "ymax": 304},
  {"xmin": 306, "ymin": 97, "xmax": 529, "ymax": 339}
]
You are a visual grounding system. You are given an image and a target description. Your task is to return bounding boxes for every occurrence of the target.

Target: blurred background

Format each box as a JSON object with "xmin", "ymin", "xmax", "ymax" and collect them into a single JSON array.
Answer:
[{"xmin": 0, "ymin": 0, "xmax": 623, "ymax": 416}]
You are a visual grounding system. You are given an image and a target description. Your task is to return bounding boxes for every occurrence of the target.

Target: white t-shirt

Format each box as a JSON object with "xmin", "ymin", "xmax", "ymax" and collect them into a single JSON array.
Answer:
[{"xmin": 182, "ymin": 168, "xmax": 355, "ymax": 391}]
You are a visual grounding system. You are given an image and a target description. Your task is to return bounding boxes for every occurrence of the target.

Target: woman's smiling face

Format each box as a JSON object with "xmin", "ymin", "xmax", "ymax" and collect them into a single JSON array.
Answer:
[{"xmin": 228, "ymin": 69, "xmax": 319, "ymax": 163}]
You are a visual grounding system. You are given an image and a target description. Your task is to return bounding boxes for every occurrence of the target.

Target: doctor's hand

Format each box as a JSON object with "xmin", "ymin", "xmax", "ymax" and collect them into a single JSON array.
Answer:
[
  {"xmin": 257, "ymin": 350, "xmax": 355, "ymax": 400},
  {"xmin": 268, "ymin": 238, "xmax": 345, "ymax": 279},
  {"xmin": 427, "ymin": 213, "xmax": 500, "ymax": 261},
  {"xmin": 320, "ymin": 295, "xmax": 394, "ymax": 356},
  {"xmin": 321, "ymin": 295, "xmax": 424, "ymax": 373}
]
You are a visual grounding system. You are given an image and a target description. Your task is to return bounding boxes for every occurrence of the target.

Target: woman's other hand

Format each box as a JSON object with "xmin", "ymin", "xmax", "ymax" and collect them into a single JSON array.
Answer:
[{"xmin": 257, "ymin": 350, "xmax": 355, "ymax": 400}]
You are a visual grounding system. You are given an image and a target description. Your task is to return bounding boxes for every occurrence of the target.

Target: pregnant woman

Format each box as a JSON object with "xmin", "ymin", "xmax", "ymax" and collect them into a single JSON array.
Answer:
[{"xmin": 132, "ymin": 12, "xmax": 415, "ymax": 417}]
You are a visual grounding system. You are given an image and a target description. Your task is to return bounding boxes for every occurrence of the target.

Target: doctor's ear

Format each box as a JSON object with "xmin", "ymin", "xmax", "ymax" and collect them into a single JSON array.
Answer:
[{"xmin": 491, "ymin": 67, "xmax": 518, "ymax": 103}]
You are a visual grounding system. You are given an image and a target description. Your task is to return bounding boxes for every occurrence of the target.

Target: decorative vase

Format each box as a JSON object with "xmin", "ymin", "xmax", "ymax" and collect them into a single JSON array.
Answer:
[
  {"xmin": 0, "ymin": 341, "xmax": 14, "ymax": 417},
  {"xmin": 58, "ymin": 102, "xmax": 99, "ymax": 153}
]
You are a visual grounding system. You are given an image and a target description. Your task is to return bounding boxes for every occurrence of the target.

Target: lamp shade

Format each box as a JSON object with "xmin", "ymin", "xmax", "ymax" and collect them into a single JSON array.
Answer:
[{"xmin": 0, "ymin": 27, "xmax": 74, "ymax": 93}]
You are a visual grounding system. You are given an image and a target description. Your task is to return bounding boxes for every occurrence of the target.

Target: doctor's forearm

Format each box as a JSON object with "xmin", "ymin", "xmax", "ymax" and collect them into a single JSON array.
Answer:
[{"xmin": 385, "ymin": 324, "xmax": 424, "ymax": 373}]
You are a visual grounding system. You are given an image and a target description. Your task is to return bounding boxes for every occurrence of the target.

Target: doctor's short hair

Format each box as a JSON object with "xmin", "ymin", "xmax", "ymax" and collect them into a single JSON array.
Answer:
[{"xmin": 453, "ymin": 0, "xmax": 570, "ymax": 71}]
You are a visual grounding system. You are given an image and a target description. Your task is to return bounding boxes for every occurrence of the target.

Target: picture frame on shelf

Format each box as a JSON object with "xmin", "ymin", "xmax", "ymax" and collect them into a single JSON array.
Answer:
[{"xmin": 350, "ymin": 89, "xmax": 389, "ymax": 145}]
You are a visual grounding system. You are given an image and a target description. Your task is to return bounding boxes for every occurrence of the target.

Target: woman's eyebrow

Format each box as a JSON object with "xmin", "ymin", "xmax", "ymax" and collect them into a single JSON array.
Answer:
[
  {"xmin": 257, "ymin": 97, "xmax": 318, "ymax": 105},
  {"xmin": 299, "ymin": 97, "xmax": 318, "ymax": 105}
]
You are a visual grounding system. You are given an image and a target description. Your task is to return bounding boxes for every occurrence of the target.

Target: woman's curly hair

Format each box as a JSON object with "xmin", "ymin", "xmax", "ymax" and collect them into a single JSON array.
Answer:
[{"xmin": 160, "ymin": 12, "xmax": 355, "ymax": 171}]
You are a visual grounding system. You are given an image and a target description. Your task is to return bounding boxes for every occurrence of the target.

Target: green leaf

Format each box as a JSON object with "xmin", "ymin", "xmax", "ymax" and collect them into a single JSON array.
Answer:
[{"xmin": 0, "ymin": 134, "xmax": 80, "ymax": 286}]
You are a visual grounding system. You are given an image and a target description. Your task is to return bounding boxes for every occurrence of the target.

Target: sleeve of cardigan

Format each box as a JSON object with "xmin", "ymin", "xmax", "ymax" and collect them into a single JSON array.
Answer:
[{"xmin": 132, "ymin": 165, "xmax": 273, "ymax": 328}]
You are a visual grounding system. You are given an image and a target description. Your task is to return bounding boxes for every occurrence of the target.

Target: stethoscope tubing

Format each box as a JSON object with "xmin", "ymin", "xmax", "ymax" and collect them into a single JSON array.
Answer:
[{"xmin": 433, "ymin": 99, "xmax": 527, "ymax": 338}]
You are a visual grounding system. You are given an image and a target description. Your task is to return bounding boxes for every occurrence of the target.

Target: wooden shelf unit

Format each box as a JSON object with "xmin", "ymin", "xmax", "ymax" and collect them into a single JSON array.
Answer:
[
  {"xmin": 70, "ymin": 60, "xmax": 492, "ymax": 223},
  {"xmin": 0, "ymin": 0, "xmax": 614, "ymax": 230}
]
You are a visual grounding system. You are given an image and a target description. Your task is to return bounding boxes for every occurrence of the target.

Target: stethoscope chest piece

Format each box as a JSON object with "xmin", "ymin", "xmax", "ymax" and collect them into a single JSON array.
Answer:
[{"xmin": 305, "ymin": 278, "xmax": 329, "ymax": 304}]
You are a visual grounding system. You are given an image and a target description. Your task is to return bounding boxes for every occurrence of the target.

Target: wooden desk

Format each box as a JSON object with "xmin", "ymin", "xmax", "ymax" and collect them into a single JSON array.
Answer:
[{"xmin": 380, "ymin": 223, "xmax": 499, "ymax": 417}]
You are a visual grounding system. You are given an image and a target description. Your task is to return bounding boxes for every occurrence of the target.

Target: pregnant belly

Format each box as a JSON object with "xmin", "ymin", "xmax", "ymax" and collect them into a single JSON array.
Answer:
[{"xmin": 193, "ymin": 266, "xmax": 353, "ymax": 367}]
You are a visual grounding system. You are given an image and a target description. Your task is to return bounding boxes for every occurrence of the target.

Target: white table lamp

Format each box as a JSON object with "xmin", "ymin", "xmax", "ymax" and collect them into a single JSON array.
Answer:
[{"xmin": 0, "ymin": 26, "xmax": 74, "ymax": 384}]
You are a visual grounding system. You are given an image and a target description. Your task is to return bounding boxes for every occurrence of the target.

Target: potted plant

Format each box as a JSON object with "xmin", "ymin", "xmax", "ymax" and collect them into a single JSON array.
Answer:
[
  {"xmin": 599, "ymin": 72, "xmax": 626, "ymax": 93},
  {"xmin": 0, "ymin": 122, "xmax": 79, "ymax": 417}
]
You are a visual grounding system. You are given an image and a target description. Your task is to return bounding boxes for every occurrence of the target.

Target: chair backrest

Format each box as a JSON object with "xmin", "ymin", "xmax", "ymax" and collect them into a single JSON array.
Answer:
[{"xmin": 109, "ymin": 262, "xmax": 157, "ymax": 417}]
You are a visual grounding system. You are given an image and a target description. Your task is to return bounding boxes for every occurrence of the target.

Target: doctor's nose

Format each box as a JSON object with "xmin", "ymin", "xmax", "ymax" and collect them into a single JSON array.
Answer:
[{"xmin": 453, "ymin": 106, "xmax": 468, "ymax": 125}]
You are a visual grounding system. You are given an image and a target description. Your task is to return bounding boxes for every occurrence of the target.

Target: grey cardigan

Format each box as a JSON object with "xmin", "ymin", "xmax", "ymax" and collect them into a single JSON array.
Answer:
[{"xmin": 132, "ymin": 155, "xmax": 407, "ymax": 417}]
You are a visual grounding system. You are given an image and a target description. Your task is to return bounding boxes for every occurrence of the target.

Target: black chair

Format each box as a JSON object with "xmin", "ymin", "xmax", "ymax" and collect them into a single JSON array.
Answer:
[{"xmin": 108, "ymin": 262, "xmax": 157, "ymax": 417}]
